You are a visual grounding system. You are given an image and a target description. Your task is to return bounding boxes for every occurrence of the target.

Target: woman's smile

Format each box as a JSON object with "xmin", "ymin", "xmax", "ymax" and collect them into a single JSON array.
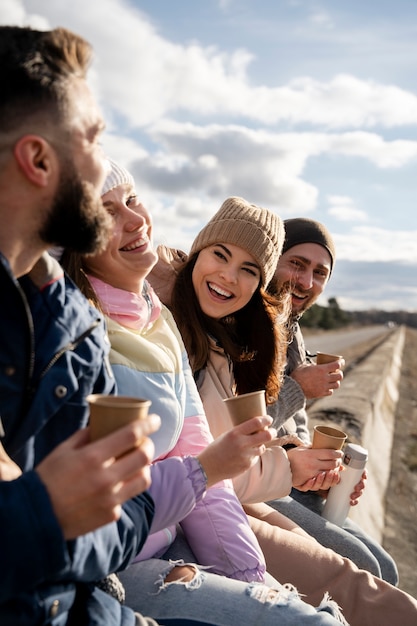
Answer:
[
  {"xmin": 120, "ymin": 233, "xmax": 150, "ymax": 252},
  {"xmin": 207, "ymin": 281, "xmax": 234, "ymax": 300},
  {"xmin": 192, "ymin": 244, "xmax": 260, "ymax": 319},
  {"xmin": 85, "ymin": 183, "xmax": 158, "ymax": 292}
]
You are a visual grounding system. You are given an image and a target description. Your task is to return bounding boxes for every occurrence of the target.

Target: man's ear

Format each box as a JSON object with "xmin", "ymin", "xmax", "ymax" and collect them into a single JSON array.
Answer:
[{"xmin": 13, "ymin": 135, "xmax": 57, "ymax": 188}]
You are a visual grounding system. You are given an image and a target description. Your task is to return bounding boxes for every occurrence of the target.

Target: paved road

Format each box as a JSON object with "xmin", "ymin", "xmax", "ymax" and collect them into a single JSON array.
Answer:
[{"xmin": 304, "ymin": 324, "xmax": 391, "ymax": 356}]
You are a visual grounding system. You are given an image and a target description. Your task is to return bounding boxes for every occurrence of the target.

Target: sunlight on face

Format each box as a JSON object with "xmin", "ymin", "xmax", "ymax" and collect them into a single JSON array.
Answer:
[
  {"xmin": 84, "ymin": 183, "xmax": 158, "ymax": 293},
  {"xmin": 192, "ymin": 242, "xmax": 261, "ymax": 319},
  {"xmin": 273, "ymin": 242, "xmax": 331, "ymax": 315}
]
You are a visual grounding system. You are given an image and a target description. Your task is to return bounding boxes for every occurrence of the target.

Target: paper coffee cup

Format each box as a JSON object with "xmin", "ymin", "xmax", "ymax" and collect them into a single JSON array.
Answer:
[
  {"xmin": 87, "ymin": 394, "xmax": 151, "ymax": 441},
  {"xmin": 223, "ymin": 390, "xmax": 266, "ymax": 426},
  {"xmin": 316, "ymin": 351, "xmax": 343, "ymax": 365},
  {"xmin": 312, "ymin": 425, "xmax": 347, "ymax": 450}
]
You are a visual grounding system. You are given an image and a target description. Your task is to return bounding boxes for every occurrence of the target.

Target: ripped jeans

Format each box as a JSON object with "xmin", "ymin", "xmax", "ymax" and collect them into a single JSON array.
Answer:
[{"xmin": 119, "ymin": 552, "xmax": 348, "ymax": 626}]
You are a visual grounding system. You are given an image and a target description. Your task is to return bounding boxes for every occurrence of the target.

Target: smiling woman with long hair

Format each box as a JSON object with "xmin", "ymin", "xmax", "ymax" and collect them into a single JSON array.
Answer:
[
  {"xmin": 172, "ymin": 248, "xmax": 288, "ymax": 400},
  {"xmin": 166, "ymin": 197, "xmax": 334, "ymax": 503}
]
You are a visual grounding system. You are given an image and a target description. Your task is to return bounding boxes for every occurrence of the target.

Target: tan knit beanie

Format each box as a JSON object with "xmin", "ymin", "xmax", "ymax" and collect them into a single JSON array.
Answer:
[
  {"xmin": 189, "ymin": 196, "xmax": 284, "ymax": 287},
  {"xmin": 101, "ymin": 159, "xmax": 135, "ymax": 196}
]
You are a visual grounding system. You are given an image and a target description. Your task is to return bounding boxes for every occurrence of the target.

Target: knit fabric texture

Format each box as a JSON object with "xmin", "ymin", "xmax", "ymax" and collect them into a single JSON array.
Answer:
[
  {"xmin": 189, "ymin": 196, "xmax": 284, "ymax": 287},
  {"xmin": 102, "ymin": 159, "xmax": 135, "ymax": 195},
  {"xmin": 282, "ymin": 218, "xmax": 336, "ymax": 271}
]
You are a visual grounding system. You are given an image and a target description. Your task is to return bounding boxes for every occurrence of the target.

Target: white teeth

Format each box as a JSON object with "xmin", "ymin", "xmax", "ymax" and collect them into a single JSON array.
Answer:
[
  {"xmin": 121, "ymin": 237, "xmax": 147, "ymax": 251},
  {"xmin": 209, "ymin": 282, "xmax": 233, "ymax": 298}
]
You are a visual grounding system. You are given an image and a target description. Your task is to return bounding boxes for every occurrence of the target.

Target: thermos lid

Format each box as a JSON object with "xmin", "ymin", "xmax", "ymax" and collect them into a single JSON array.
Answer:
[{"xmin": 343, "ymin": 443, "xmax": 368, "ymax": 466}]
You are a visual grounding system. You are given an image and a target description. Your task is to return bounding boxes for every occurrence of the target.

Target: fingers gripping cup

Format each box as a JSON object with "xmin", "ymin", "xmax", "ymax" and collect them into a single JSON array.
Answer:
[
  {"xmin": 312, "ymin": 425, "xmax": 347, "ymax": 450},
  {"xmin": 223, "ymin": 390, "xmax": 267, "ymax": 426},
  {"xmin": 87, "ymin": 394, "xmax": 151, "ymax": 441}
]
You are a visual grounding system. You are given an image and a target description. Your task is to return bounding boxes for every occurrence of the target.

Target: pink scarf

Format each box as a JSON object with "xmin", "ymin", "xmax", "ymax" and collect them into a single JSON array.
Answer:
[{"xmin": 88, "ymin": 275, "xmax": 161, "ymax": 331}]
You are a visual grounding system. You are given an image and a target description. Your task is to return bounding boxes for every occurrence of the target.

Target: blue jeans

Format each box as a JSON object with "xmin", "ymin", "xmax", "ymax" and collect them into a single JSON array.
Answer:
[
  {"xmin": 119, "ymin": 550, "xmax": 347, "ymax": 625},
  {"xmin": 269, "ymin": 488, "xmax": 398, "ymax": 585}
]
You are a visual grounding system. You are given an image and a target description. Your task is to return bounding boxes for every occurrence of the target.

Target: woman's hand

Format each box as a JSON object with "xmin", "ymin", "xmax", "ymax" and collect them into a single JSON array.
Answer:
[
  {"xmin": 350, "ymin": 469, "xmax": 367, "ymax": 505},
  {"xmin": 197, "ymin": 416, "xmax": 276, "ymax": 487},
  {"xmin": 286, "ymin": 446, "xmax": 343, "ymax": 492}
]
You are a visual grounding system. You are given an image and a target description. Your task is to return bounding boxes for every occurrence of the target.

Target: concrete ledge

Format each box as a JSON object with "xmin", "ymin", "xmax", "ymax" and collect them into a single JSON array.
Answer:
[{"xmin": 307, "ymin": 326, "xmax": 406, "ymax": 542}]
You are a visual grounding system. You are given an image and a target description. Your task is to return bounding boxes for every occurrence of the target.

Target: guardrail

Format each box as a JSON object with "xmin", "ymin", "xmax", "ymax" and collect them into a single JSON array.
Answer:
[{"xmin": 307, "ymin": 326, "xmax": 406, "ymax": 542}]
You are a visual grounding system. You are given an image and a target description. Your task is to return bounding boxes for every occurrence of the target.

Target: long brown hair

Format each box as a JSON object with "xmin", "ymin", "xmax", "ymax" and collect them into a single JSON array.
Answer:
[
  {"xmin": 60, "ymin": 249, "xmax": 102, "ymax": 311},
  {"xmin": 171, "ymin": 253, "xmax": 291, "ymax": 403}
]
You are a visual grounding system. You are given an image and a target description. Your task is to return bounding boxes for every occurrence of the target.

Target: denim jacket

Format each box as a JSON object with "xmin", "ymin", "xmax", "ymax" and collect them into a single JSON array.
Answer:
[{"xmin": 0, "ymin": 252, "xmax": 154, "ymax": 626}]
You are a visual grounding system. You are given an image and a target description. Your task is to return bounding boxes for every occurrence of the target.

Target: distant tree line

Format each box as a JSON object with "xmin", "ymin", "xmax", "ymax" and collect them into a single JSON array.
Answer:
[{"xmin": 300, "ymin": 298, "xmax": 417, "ymax": 330}]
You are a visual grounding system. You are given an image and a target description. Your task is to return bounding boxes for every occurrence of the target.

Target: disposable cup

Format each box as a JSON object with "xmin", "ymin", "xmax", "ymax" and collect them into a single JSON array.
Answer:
[
  {"xmin": 87, "ymin": 394, "xmax": 151, "ymax": 441},
  {"xmin": 312, "ymin": 425, "xmax": 347, "ymax": 450},
  {"xmin": 223, "ymin": 390, "xmax": 266, "ymax": 426},
  {"xmin": 316, "ymin": 351, "xmax": 343, "ymax": 365}
]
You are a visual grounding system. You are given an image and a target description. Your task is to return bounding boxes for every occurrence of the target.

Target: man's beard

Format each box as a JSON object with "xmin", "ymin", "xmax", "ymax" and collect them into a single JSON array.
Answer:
[
  {"xmin": 40, "ymin": 165, "xmax": 112, "ymax": 255},
  {"xmin": 289, "ymin": 282, "xmax": 314, "ymax": 318},
  {"xmin": 270, "ymin": 278, "xmax": 313, "ymax": 319}
]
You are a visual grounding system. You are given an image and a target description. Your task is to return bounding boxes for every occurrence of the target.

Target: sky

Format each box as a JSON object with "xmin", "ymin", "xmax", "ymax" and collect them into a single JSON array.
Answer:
[{"xmin": 2, "ymin": 0, "xmax": 417, "ymax": 312}]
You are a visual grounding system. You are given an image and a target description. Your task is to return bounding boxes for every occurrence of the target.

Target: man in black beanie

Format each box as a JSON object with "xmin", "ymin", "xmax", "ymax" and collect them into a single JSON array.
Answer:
[
  {"xmin": 271, "ymin": 217, "xmax": 341, "ymax": 403},
  {"xmin": 266, "ymin": 217, "xmax": 399, "ymax": 586}
]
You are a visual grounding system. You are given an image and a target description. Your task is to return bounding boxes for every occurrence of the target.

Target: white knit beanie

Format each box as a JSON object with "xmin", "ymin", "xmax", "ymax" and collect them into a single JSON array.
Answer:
[{"xmin": 101, "ymin": 159, "xmax": 135, "ymax": 195}]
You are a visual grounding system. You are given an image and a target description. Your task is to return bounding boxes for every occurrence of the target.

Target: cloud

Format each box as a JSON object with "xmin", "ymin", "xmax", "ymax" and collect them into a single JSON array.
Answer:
[
  {"xmin": 334, "ymin": 227, "xmax": 417, "ymax": 263},
  {"xmin": 328, "ymin": 132, "xmax": 417, "ymax": 168},
  {"xmin": 0, "ymin": 0, "xmax": 49, "ymax": 29},
  {"xmin": 309, "ymin": 10, "xmax": 334, "ymax": 30},
  {"xmin": 115, "ymin": 121, "xmax": 319, "ymax": 215},
  {"xmin": 218, "ymin": 0, "xmax": 234, "ymax": 11},
  {"xmin": 327, "ymin": 196, "xmax": 368, "ymax": 222},
  {"xmin": 110, "ymin": 121, "xmax": 416, "ymax": 219},
  {"xmin": 329, "ymin": 260, "xmax": 417, "ymax": 311},
  {"xmin": 5, "ymin": 0, "xmax": 417, "ymax": 131}
]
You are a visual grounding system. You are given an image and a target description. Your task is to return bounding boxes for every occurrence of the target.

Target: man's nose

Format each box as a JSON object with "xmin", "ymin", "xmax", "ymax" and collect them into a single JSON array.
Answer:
[{"xmin": 297, "ymin": 270, "xmax": 313, "ymax": 290}]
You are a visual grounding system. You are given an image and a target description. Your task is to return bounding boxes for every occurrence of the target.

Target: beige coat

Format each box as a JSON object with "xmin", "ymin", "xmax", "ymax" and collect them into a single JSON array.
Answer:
[{"xmin": 197, "ymin": 340, "xmax": 293, "ymax": 504}]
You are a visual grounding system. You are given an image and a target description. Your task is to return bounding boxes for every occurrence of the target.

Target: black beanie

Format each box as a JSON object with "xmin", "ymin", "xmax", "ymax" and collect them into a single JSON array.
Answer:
[{"xmin": 282, "ymin": 218, "xmax": 336, "ymax": 272}]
